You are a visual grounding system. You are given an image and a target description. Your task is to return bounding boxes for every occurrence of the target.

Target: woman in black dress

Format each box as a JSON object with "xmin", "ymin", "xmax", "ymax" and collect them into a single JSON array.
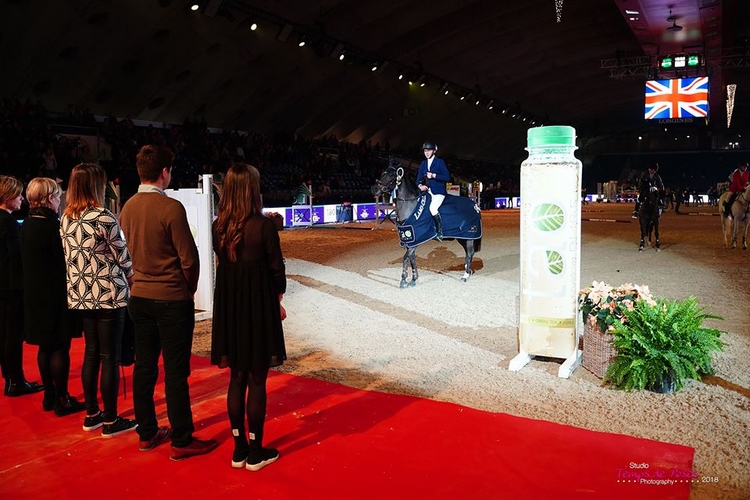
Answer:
[
  {"xmin": 211, "ymin": 163, "xmax": 286, "ymax": 471},
  {"xmin": 21, "ymin": 177, "xmax": 85, "ymax": 415}
]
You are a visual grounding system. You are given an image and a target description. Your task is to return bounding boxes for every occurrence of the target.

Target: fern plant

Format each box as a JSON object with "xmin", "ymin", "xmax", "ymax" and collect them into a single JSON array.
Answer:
[{"xmin": 603, "ymin": 297, "xmax": 725, "ymax": 392}]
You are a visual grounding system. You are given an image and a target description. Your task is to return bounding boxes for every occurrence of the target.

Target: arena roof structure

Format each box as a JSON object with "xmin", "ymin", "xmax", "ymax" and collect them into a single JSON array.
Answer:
[{"xmin": 2, "ymin": 0, "xmax": 748, "ymax": 163}]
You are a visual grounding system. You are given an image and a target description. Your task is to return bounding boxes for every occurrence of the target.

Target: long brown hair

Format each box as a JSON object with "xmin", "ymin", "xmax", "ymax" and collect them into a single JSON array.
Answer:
[
  {"xmin": 214, "ymin": 163, "xmax": 263, "ymax": 262},
  {"xmin": 64, "ymin": 163, "xmax": 106, "ymax": 218}
]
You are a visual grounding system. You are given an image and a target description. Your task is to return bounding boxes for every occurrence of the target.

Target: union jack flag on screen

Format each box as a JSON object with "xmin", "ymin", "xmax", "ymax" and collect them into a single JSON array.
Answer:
[{"xmin": 644, "ymin": 77, "xmax": 709, "ymax": 119}]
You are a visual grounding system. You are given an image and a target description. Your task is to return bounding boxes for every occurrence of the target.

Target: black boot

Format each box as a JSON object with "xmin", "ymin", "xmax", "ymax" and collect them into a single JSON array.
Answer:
[
  {"xmin": 54, "ymin": 394, "xmax": 86, "ymax": 417},
  {"xmin": 42, "ymin": 391, "xmax": 56, "ymax": 412},
  {"xmin": 433, "ymin": 213, "xmax": 444, "ymax": 241},
  {"xmin": 5, "ymin": 379, "xmax": 44, "ymax": 397}
]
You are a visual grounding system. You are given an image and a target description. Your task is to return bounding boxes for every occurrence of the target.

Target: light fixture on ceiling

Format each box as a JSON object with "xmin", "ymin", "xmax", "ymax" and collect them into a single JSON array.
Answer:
[{"xmin": 666, "ymin": 9, "xmax": 683, "ymax": 32}]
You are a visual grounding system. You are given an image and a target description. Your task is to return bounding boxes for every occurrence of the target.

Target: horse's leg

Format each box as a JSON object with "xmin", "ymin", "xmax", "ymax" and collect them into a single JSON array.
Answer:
[
  {"xmin": 731, "ymin": 216, "xmax": 738, "ymax": 249},
  {"xmin": 408, "ymin": 247, "xmax": 418, "ymax": 286},
  {"xmin": 460, "ymin": 240, "xmax": 475, "ymax": 283},
  {"xmin": 654, "ymin": 218, "xmax": 660, "ymax": 251},
  {"xmin": 743, "ymin": 218, "xmax": 749, "ymax": 250},
  {"xmin": 721, "ymin": 213, "xmax": 729, "ymax": 247},
  {"xmin": 400, "ymin": 249, "xmax": 410, "ymax": 288},
  {"xmin": 639, "ymin": 218, "xmax": 646, "ymax": 251}
]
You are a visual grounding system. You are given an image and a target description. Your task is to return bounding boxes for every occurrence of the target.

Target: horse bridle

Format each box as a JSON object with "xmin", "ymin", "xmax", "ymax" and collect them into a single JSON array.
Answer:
[
  {"xmin": 376, "ymin": 166, "xmax": 419, "ymax": 203},
  {"xmin": 393, "ymin": 167, "xmax": 420, "ymax": 203}
]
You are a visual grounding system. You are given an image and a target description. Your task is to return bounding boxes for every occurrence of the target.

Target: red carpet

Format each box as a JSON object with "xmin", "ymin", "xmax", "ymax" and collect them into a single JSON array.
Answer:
[{"xmin": 0, "ymin": 339, "xmax": 693, "ymax": 499}]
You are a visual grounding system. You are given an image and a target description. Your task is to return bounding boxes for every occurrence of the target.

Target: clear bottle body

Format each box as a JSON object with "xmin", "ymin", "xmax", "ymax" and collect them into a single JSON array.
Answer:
[{"xmin": 518, "ymin": 146, "xmax": 582, "ymax": 358}]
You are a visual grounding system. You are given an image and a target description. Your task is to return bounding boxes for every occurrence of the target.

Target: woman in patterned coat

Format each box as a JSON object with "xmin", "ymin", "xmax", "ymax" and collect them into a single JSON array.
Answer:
[{"xmin": 61, "ymin": 164, "xmax": 137, "ymax": 438}]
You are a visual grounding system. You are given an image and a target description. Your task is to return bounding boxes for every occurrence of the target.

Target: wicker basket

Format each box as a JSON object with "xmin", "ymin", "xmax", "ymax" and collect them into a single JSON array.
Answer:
[{"xmin": 582, "ymin": 315, "xmax": 618, "ymax": 378}]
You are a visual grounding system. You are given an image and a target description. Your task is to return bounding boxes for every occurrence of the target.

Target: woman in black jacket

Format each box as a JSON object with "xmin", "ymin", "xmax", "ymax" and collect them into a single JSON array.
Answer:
[
  {"xmin": 21, "ymin": 177, "xmax": 85, "ymax": 415},
  {"xmin": 0, "ymin": 175, "xmax": 43, "ymax": 397}
]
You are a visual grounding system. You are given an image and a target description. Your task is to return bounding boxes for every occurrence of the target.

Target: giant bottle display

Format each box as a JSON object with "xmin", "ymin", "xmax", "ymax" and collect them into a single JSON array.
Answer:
[{"xmin": 518, "ymin": 126, "xmax": 582, "ymax": 359}]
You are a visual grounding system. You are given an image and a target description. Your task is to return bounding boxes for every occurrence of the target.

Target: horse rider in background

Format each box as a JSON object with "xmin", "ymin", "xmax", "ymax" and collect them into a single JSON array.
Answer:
[
  {"xmin": 416, "ymin": 141, "xmax": 450, "ymax": 241},
  {"xmin": 633, "ymin": 163, "xmax": 665, "ymax": 218},
  {"xmin": 723, "ymin": 161, "xmax": 749, "ymax": 218}
]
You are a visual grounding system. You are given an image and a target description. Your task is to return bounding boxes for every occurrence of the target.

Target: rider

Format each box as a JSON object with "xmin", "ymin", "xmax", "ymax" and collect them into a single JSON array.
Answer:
[
  {"xmin": 723, "ymin": 161, "xmax": 749, "ymax": 218},
  {"xmin": 633, "ymin": 163, "xmax": 665, "ymax": 218},
  {"xmin": 416, "ymin": 141, "xmax": 450, "ymax": 241}
]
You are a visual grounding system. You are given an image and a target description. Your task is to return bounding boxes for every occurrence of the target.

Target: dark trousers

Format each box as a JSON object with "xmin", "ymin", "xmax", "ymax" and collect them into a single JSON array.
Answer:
[
  {"xmin": 0, "ymin": 298, "xmax": 24, "ymax": 381},
  {"xmin": 80, "ymin": 307, "xmax": 126, "ymax": 420},
  {"xmin": 128, "ymin": 296, "xmax": 195, "ymax": 446}
]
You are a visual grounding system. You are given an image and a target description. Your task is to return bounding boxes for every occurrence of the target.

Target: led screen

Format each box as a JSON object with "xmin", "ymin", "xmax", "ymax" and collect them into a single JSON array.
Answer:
[{"xmin": 644, "ymin": 77, "xmax": 708, "ymax": 120}]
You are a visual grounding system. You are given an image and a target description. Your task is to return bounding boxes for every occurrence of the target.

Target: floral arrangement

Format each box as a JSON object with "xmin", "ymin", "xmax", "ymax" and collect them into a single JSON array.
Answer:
[{"xmin": 578, "ymin": 281, "xmax": 656, "ymax": 333}]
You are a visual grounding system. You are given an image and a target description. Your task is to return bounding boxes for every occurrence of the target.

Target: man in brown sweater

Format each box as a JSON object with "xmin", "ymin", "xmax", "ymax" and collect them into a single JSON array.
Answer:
[{"xmin": 120, "ymin": 145, "xmax": 217, "ymax": 460}]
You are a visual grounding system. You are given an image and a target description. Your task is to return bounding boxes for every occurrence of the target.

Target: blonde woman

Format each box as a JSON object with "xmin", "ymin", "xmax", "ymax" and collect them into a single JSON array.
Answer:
[
  {"xmin": 61, "ymin": 164, "xmax": 137, "ymax": 437},
  {"xmin": 21, "ymin": 178, "xmax": 85, "ymax": 415},
  {"xmin": 0, "ymin": 175, "xmax": 44, "ymax": 397}
]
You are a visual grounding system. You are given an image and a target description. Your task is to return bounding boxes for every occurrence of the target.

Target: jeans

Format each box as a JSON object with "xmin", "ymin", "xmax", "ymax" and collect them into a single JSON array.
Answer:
[
  {"xmin": 80, "ymin": 307, "xmax": 126, "ymax": 420},
  {"xmin": 128, "ymin": 296, "xmax": 195, "ymax": 446}
]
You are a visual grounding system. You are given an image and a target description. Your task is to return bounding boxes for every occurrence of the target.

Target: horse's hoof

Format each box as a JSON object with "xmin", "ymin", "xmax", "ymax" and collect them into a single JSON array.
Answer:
[
  {"xmin": 656, "ymin": 247, "xmax": 661, "ymax": 252},
  {"xmin": 409, "ymin": 280, "xmax": 417, "ymax": 288},
  {"xmin": 399, "ymin": 280, "xmax": 407, "ymax": 289},
  {"xmin": 639, "ymin": 247, "xmax": 644, "ymax": 252},
  {"xmin": 460, "ymin": 277, "xmax": 467, "ymax": 283}
]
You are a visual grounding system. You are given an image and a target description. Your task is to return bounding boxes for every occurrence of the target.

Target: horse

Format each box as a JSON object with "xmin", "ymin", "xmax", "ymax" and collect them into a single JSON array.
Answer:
[
  {"xmin": 638, "ymin": 189, "xmax": 661, "ymax": 251},
  {"xmin": 718, "ymin": 184, "xmax": 750, "ymax": 249},
  {"xmin": 372, "ymin": 164, "xmax": 482, "ymax": 288}
]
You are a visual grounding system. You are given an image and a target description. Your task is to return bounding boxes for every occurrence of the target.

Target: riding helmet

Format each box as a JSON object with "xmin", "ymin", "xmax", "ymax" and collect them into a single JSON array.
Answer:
[
  {"xmin": 648, "ymin": 163, "xmax": 659, "ymax": 172},
  {"xmin": 422, "ymin": 141, "xmax": 437, "ymax": 151}
]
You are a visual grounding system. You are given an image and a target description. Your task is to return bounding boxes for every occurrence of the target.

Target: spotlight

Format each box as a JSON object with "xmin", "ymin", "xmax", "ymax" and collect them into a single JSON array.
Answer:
[
  {"xmin": 191, "ymin": 3, "xmax": 200, "ymax": 11},
  {"xmin": 250, "ymin": 21, "xmax": 258, "ymax": 31},
  {"xmin": 340, "ymin": 53, "xmax": 345, "ymax": 61},
  {"xmin": 371, "ymin": 62, "xmax": 379, "ymax": 72}
]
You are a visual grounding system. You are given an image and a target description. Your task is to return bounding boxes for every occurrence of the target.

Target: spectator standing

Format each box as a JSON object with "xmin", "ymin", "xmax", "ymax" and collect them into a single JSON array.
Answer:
[
  {"xmin": 211, "ymin": 163, "xmax": 286, "ymax": 471},
  {"xmin": 120, "ymin": 145, "xmax": 218, "ymax": 460},
  {"xmin": 21, "ymin": 177, "xmax": 85, "ymax": 415},
  {"xmin": 0, "ymin": 175, "xmax": 44, "ymax": 397},
  {"xmin": 61, "ymin": 164, "xmax": 137, "ymax": 436}
]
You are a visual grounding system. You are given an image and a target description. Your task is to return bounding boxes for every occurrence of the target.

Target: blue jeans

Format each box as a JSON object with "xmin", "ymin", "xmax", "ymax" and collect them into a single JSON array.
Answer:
[{"xmin": 128, "ymin": 296, "xmax": 195, "ymax": 446}]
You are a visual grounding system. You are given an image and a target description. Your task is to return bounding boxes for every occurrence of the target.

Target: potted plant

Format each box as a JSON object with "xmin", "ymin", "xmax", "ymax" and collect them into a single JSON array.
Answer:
[
  {"xmin": 605, "ymin": 296, "xmax": 725, "ymax": 393},
  {"xmin": 579, "ymin": 281, "xmax": 656, "ymax": 333},
  {"xmin": 578, "ymin": 282, "xmax": 657, "ymax": 378}
]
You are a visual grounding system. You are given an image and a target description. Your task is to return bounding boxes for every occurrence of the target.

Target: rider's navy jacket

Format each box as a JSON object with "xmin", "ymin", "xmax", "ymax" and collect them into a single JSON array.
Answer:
[{"xmin": 416, "ymin": 157, "xmax": 450, "ymax": 196}]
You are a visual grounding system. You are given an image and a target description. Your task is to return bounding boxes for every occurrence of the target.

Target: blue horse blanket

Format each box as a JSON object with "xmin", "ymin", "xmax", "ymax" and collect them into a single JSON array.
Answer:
[{"xmin": 397, "ymin": 194, "xmax": 482, "ymax": 248}]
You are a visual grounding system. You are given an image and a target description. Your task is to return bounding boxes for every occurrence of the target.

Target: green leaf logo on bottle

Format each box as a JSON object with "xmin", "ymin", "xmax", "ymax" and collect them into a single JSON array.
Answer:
[
  {"xmin": 532, "ymin": 203, "xmax": 564, "ymax": 232},
  {"xmin": 546, "ymin": 250, "xmax": 564, "ymax": 275}
]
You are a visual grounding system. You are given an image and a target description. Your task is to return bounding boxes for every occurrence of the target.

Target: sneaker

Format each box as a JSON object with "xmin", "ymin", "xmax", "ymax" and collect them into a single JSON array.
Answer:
[
  {"xmin": 245, "ymin": 447, "xmax": 279, "ymax": 472},
  {"xmin": 82, "ymin": 411, "xmax": 105, "ymax": 432},
  {"xmin": 231, "ymin": 448, "xmax": 249, "ymax": 469},
  {"xmin": 101, "ymin": 416, "xmax": 138, "ymax": 438},
  {"xmin": 170, "ymin": 437, "xmax": 219, "ymax": 461},
  {"xmin": 139, "ymin": 427, "xmax": 172, "ymax": 452}
]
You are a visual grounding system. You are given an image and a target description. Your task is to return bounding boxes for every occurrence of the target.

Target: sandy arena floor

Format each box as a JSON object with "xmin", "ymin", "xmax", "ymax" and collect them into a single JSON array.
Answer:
[{"xmin": 194, "ymin": 201, "xmax": 750, "ymax": 500}]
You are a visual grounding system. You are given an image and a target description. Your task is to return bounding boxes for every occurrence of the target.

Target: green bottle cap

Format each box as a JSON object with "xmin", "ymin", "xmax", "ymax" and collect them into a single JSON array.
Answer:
[{"xmin": 527, "ymin": 126, "xmax": 576, "ymax": 147}]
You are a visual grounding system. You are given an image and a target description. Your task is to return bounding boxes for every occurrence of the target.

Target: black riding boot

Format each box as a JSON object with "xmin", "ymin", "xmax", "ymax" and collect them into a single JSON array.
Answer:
[
  {"xmin": 433, "ymin": 213, "xmax": 444, "ymax": 241},
  {"xmin": 632, "ymin": 202, "xmax": 640, "ymax": 219},
  {"xmin": 724, "ymin": 194, "xmax": 735, "ymax": 218}
]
